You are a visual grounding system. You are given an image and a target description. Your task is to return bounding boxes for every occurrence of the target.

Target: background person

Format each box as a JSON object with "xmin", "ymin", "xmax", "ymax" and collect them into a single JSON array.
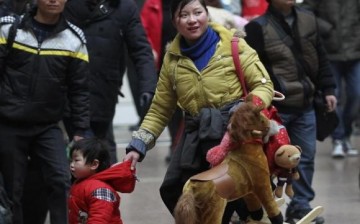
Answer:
[
  {"xmin": 244, "ymin": 0, "xmax": 337, "ymax": 223},
  {"xmin": 0, "ymin": 0, "xmax": 91, "ymax": 223},
  {"xmin": 63, "ymin": 0, "xmax": 158, "ymax": 164},
  {"xmin": 300, "ymin": 0, "xmax": 360, "ymax": 158}
]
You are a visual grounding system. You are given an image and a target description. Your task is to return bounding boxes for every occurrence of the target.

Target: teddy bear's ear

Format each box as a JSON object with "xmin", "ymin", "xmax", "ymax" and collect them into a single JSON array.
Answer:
[
  {"xmin": 295, "ymin": 145, "xmax": 302, "ymax": 153},
  {"xmin": 276, "ymin": 146, "xmax": 286, "ymax": 156}
]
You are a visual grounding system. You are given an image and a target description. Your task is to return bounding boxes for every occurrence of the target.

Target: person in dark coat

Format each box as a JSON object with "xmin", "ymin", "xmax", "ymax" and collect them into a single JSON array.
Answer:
[
  {"xmin": 0, "ymin": 0, "xmax": 91, "ymax": 223},
  {"xmin": 63, "ymin": 0, "xmax": 158, "ymax": 164},
  {"xmin": 244, "ymin": 0, "xmax": 337, "ymax": 223},
  {"xmin": 301, "ymin": 0, "xmax": 360, "ymax": 158}
]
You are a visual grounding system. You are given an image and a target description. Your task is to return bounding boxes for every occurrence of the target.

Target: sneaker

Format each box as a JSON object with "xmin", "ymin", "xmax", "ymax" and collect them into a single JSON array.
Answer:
[
  {"xmin": 286, "ymin": 207, "xmax": 325, "ymax": 224},
  {"xmin": 343, "ymin": 139, "xmax": 359, "ymax": 156},
  {"xmin": 332, "ymin": 140, "xmax": 345, "ymax": 158}
]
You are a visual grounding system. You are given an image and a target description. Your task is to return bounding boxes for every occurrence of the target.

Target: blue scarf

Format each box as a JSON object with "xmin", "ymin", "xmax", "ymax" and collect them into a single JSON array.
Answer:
[{"xmin": 180, "ymin": 27, "xmax": 220, "ymax": 71}]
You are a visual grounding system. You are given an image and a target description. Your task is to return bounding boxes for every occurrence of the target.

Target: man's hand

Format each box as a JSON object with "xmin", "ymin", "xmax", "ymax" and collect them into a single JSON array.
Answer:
[
  {"xmin": 325, "ymin": 95, "xmax": 337, "ymax": 112},
  {"xmin": 140, "ymin": 92, "xmax": 153, "ymax": 108},
  {"xmin": 124, "ymin": 151, "xmax": 140, "ymax": 170},
  {"xmin": 139, "ymin": 92, "xmax": 154, "ymax": 116},
  {"xmin": 73, "ymin": 135, "xmax": 84, "ymax": 142}
]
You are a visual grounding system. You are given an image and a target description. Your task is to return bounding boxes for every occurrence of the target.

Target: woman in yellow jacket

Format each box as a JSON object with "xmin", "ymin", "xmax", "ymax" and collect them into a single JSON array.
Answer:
[{"xmin": 124, "ymin": 0, "xmax": 274, "ymax": 222}]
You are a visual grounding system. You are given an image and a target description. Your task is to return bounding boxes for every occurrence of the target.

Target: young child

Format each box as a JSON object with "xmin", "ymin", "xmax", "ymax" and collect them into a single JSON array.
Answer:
[{"xmin": 68, "ymin": 138, "xmax": 136, "ymax": 224}]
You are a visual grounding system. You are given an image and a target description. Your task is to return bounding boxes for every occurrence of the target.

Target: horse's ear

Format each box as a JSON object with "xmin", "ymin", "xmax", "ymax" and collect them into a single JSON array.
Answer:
[
  {"xmin": 245, "ymin": 94, "xmax": 254, "ymax": 103},
  {"xmin": 245, "ymin": 93, "xmax": 265, "ymax": 112}
]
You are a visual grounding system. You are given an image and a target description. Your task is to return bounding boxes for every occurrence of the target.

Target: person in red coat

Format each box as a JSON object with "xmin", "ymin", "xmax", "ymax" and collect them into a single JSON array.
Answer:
[
  {"xmin": 68, "ymin": 138, "xmax": 136, "ymax": 224},
  {"xmin": 242, "ymin": 0, "xmax": 268, "ymax": 20}
]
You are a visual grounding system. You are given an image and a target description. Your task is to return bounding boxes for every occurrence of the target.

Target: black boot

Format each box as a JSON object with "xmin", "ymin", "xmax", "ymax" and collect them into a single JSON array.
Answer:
[
  {"xmin": 249, "ymin": 208, "xmax": 264, "ymax": 220},
  {"xmin": 269, "ymin": 213, "xmax": 284, "ymax": 224}
]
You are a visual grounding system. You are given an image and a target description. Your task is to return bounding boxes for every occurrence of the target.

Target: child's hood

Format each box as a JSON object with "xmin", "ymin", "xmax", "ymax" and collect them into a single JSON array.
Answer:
[{"xmin": 89, "ymin": 160, "xmax": 136, "ymax": 193}]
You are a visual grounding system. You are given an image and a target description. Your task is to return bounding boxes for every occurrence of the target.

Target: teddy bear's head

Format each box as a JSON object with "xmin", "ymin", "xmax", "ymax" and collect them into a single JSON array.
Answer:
[{"xmin": 274, "ymin": 145, "xmax": 301, "ymax": 169}]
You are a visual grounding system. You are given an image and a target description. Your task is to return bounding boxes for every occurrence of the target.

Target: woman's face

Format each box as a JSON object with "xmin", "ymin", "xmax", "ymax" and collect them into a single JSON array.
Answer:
[{"xmin": 173, "ymin": 0, "xmax": 209, "ymax": 45}]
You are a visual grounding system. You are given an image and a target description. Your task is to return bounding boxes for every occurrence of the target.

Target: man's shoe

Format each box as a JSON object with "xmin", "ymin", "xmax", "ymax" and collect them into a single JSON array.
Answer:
[
  {"xmin": 332, "ymin": 140, "xmax": 345, "ymax": 158},
  {"xmin": 286, "ymin": 207, "xmax": 325, "ymax": 224},
  {"xmin": 343, "ymin": 139, "xmax": 359, "ymax": 156}
]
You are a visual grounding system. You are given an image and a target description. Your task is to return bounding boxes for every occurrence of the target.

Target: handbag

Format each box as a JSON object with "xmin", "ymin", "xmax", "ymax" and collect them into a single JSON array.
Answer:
[{"xmin": 313, "ymin": 90, "xmax": 339, "ymax": 141}]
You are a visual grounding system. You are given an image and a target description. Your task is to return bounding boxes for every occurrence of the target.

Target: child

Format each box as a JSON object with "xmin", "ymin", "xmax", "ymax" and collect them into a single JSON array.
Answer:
[{"xmin": 68, "ymin": 138, "xmax": 136, "ymax": 224}]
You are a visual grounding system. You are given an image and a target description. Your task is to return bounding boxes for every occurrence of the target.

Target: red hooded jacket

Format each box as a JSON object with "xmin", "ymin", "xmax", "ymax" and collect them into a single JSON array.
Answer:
[{"xmin": 68, "ymin": 161, "xmax": 136, "ymax": 224}]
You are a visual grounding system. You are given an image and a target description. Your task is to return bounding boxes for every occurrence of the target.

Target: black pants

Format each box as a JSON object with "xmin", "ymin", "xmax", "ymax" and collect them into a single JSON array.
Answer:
[
  {"xmin": 0, "ymin": 122, "xmax": 70, "ymax": 224},
  {"xmin": 22, "ymin": 158, "xmax": 48, "ymax": 224},
  {"xmin": 63, "ymin": 118, "xmax": 118, "ymax": 164}
]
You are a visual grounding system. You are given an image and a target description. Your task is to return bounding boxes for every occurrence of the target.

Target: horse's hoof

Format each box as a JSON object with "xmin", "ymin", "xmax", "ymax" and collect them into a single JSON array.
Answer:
[{"xmin": 268, "ymin": 213, "xmax": 283, "ymax": 224}]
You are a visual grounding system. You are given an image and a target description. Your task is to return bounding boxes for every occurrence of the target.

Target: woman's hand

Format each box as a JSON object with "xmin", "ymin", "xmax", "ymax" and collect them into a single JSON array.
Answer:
[{"xmin": 124, "ymin": 151, "xmax": 141, "ymax": 170}]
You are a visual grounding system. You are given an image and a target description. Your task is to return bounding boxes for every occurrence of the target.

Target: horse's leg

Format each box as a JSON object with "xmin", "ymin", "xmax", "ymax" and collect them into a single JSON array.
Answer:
[
  {"xmin": 243, "ymin": 193, "xmax": 264, "ymax": 220},
  {"xmin": 253, "ymin": 183, "xmax": 283, "ymax": 224},
  {"xmin": 193, "ymin": 180, "xmax": 227, "ymax": 224},
  {"xmin": 174, "ymin": 180, "xmax": 199, "ymax": 224},
  {"xmin": 174, "ymin": 179, "xmax": 227, "ymax": 224},
  {"xmin": 201, "ymin": 192, "xmax": 227, "ymax": 224}
]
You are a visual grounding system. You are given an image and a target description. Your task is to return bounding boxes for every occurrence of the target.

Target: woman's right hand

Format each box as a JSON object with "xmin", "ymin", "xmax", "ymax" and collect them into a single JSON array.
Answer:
[{"xmin": 124, "ymin": 151, "xmax": 141, "ymax": 170}]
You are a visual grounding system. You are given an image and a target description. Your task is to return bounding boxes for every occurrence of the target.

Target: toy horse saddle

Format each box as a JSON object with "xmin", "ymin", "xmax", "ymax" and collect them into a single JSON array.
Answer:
[{"xmin": 190, "ymin": 163, "xmax": 237, "ymax": 199}]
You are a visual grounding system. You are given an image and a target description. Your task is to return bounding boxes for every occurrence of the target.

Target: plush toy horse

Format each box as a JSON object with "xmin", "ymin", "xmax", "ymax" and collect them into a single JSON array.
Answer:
[{"xmin": 174, "ymin": 101, "xmax": 283, "ymax": 224}]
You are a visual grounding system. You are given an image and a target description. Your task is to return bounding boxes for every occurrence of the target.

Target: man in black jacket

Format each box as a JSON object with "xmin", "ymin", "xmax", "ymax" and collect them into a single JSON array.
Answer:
[
  {"xmin": 0, "ymin": 0, "xmax": 91, "ymax": 223},
  {"xmin": 244, "ymin": 0, "xmax": 337, "ymax": 223},
  {"xmin": 63, "ymin": 0, "xmax": 158, "ymax": 163}
]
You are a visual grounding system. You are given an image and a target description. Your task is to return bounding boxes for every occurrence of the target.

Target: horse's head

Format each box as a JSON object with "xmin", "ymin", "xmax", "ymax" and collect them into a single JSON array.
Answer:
[{"xmin": 228, "ymin": 101, "xmax": 270, "ymax": 143}]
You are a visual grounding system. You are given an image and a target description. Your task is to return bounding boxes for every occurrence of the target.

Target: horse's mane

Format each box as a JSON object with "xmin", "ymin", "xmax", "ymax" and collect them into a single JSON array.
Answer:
[{"xmin": 228, "ymin": 102, "xmax": 266, "ymax": 143}]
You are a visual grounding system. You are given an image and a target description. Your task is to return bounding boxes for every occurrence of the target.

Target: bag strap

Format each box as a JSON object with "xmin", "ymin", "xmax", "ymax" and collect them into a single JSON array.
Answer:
[
  {"xmin": 231, "ymin": 34, "xmax": 286, "ymax": 103},
  {"xmin": 231, "ymin": 35, "xmax": 248, "ymax": 97}
]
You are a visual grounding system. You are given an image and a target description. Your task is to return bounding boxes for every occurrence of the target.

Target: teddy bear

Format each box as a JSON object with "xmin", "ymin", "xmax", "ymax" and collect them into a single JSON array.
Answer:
[{"xmin": 271, "ymin": 144, "xmax": 301, "ymax": 198}]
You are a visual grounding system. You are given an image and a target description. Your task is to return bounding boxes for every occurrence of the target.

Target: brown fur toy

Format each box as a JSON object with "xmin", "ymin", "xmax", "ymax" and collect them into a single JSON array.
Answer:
[
  {"xmin": 272, "ymin": 145, "xmax": 301, "ymax": 198},
  {"xmin": 174, "ymin": 101, "xmax": 283, "ymax": 224}
]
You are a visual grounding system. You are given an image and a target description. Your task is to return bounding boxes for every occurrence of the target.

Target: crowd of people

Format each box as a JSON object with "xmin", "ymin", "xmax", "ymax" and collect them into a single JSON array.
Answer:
[{"xmin": 0, "ymin": 0, "xmax": 358, "ymax": 224}]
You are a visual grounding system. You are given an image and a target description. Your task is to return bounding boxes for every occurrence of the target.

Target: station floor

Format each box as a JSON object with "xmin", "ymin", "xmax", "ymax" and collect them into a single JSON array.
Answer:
[{"xmin": 113, "ymin": 125, "xmax": 360, "ymax": 224}]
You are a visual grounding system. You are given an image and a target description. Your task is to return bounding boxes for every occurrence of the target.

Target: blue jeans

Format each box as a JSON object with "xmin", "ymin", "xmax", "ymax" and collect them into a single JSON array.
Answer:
[
  {"xmin": 331, "ymin": 60, "xmax": 360, "ymax": 140},
  {"xmin": 279, "ymin": 110, "xmax": 316, "ymax": 210}
]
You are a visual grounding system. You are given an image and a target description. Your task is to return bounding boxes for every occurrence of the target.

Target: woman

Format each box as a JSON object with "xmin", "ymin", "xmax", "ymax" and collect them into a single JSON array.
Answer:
[{"xmin": 124, "ymin": 0, "xmax": 274, "ymax": 222}]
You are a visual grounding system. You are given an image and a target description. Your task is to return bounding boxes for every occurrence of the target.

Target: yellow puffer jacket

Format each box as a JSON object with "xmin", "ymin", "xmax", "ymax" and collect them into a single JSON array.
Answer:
[{"xmin": 141, "ymin": 23, "xmax": 274, "ymax": 139}]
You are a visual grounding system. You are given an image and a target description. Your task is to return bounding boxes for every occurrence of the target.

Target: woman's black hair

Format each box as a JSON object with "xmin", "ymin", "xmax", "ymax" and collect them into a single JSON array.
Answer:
[
  {"xmin": 70, "ymin": 137, "xmax": 111, "ymax": 173},
  {"xmin": 170, "ymin": 0, "xmax": 208, "ymax": 20}
]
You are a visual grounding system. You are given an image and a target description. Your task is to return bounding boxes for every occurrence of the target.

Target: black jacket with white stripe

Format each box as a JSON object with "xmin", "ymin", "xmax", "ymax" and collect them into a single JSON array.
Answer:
[{"xmin": 0, "ymin": 9, "xmax": 90, "ymax": 130}]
